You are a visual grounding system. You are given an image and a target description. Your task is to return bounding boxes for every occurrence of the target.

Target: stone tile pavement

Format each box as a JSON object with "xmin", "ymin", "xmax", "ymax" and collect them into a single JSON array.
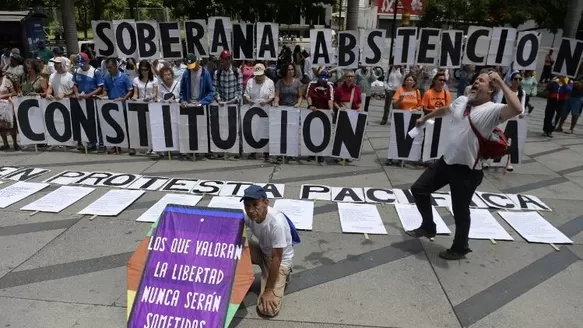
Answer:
[{"xmin": 0, "ymin": 96, "xmax": 582, "ymax": 328}]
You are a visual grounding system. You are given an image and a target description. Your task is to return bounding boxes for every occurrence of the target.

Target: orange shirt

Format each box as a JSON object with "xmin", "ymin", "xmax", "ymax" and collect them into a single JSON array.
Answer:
[
  {"xmin": 392, "ymin": 87, "xmax": 421, "ymax": 110},
  {"xmin": 421, "ymin": 88, "xmax": 452, "ymax": 111}
]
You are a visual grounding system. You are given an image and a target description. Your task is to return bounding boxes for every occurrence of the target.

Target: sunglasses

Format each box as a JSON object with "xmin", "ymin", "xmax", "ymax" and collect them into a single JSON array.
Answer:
[
  {"xmin": 513, "ymin": 77, "xmax": 523, "ymax": 81},
  {"xmin": 437, "ymin": 79, "xmax": 446, "ymax": 82}
]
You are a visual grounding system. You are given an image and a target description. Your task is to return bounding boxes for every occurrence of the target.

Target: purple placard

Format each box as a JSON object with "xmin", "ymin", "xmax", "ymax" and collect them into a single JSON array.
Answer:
[{"xmin": 129, "ymin": 206, "xmax": 244, "ymax": 328}]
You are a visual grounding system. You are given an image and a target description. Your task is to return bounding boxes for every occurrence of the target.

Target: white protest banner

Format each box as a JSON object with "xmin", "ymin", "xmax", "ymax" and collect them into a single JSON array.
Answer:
[
  {"xmin": 208, "ymin": 17, "xmax": 232, "ymax": 56},
  {"xmin": 178, "ymin": 105, "xmax": 208, "ymax": 154},
  {"xmin": 232, "ymin": 23, "xmax": 254, "ymax": 60},
  {"xmin": 209, "ymin": 104, "xmax": 239, "ymax": 153},
  {"xmin": 552, "ymin": 38, "xmax": 583, "ymax": 78},
  {"xmin": 159, "ymin": 21, "xmax": 184, "ymax": 59},
  {"xmin": 491, "ymin": 117, "xmax": 527, "ymax": 166},
  {"xmin": 256, "ymin": 23, "xmax": 278, "ymax": 61},
  {"xmin": 273, "ymin": 199, "xmax": 314, "ymax": 231},
  {"xmin": 337, "ymin": 202, "xmax": 387, "ymax": 235},
  {"xmin": 190, "ymin": 180, "xmax": 225, "ymax": 195},
  {"xmin": 21, "ymin": 186, "xmax": 95, "ymax": 213},
  {"xmin": 69, "ymin": 98, "xmax": 98, "ymax": 144},
  {"xmin": 463, "ymin": 26, "xmax": 492, "ymax": 65},
  {"xmin": 41, "ymin": 98, "xmax": 75, "ymax": 146},
  {"xmin": 136, "ymin": 193, "xmax": 203, "ymax": 223},
  {"xmin": 416, "ymin": 28, "xmax": 441, "ymax": 66},
  {"xmin": 72, "ymin": 172, "xmax": 141, "ymax": 188},
  {"xmin": 363, "ymin": 188, "xmax": 397, "ymax": 204},
  {"xmin": 218, "ymin": 181, "xmax": 256, "ymax": 197},
  {"xmin": 0, "ymin": 182, "xmax": 50, "ymax": 209},
  {"xmin": 91, "ymin": 20, "xmax": 117, "ymax": 57},
  {"xmin": 149, "ymin": 102, "xmax": 180, "ymax": 152},
  {"xmin": 359, "ymin": 29, "xmax": 385, "ymax": 66},
  {"xmin": 96, "ymin": 99, "xmax": 128, "ymax": 148},
  {"xmin": 43, "ymin": 170, "xmax": 91, "ymax": 185},
  {"xmin": 476, "ymin": 191, "xmax": 520, "ymax": 209},
  {"xmin": 486, "ymin": 27, "xmax": 517, "ymax": 67},
  {"xmin": 439, "ymin": 30, "xmax": 464, "ymax": 68},
  {"xmin": 240, "ymin": 105, "xmax": 269, "ymax": 153},
  {"xmin": 394, "ymin": 27, "xmax": 418, "ymax": 66},
  {"xmin": 78, "ymin": 189, "xmax": 145, "ymax": 217},
  {"xmin": 311, "ymin": 29, "xmax": 334, "ymax": 66},
  {"xmin": 255, "ymin": 183, "xmax": 285, "ymax": 199},
  {"xmin": 125, "ymin": 176, "xmax": 171, "ymax": 191},
  {"xmin": 184, "ymin": 20, "xmax": 209, "ymax": 58},
  {"xmin": 422, "ymin": 116, "xmax": 452, "ymax": 162},
  {"xmin": 300, "ymin": 109, "xmax": 334, "ymax": 157},
  {"xmin": 135, "ymin": 20, "xmax": 161, "ymax": 60},
  {"xmin": 331, "ymin": 110, "xmax": 368, "ymax": 160},
  {"xmin": 126, "ymin": 101, "xmax": 151, "ymax": 150},
  {"xmin": 14, "ymin": 96, "xmax": 46, "ymax": 145},
  {"xmin": 498, "ymin": 211, "xmax": 573, "ymax": 244},
  {"xmin": 395, "ymin": 204, "xmax": 451, "ymax": 235},
  {"xmin": 514, "ymin": 31, "xmax": 541, "ymax": 71},
  {"xmin": 0, "ymin": 166, "xmax": 21, "ymax": 177},
  {"xmin": 337, "ymin": 31, "xmax": 359, "ymax": 69},
  {"xmin": 112, "ymin": 19, "xmax": 138, "ymax": 59},
  {"xmin": 159, "ymin": 178, "xmax": 199, "ymax": 193},
  {"xmin": 388, "ymin": 110, "xmax": 423, "ymax": 161},
  {"xmin": 269, "ymin": 107, "xmax": 300, "ymax": 157}
]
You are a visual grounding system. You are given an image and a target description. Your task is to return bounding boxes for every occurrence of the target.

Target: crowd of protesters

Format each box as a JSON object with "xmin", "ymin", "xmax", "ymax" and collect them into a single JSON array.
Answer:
[{"xmin": 1, "ymin": 43, "xmax": 581, "ymax": 160}]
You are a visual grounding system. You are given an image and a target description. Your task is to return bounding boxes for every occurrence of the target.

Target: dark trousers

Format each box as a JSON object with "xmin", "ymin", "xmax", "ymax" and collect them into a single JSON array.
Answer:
[
  {"xmin": 382, "ymin": 90, "xmax": 395, "ymax": 122},
  {"xmin": 411, "ymin": 157, "xmax": 484, "ymax": 253},
  {"xmin": 543, "ymin": 99, "xmax": 565, "ymax": 133},
  {"xmin": 525, "ymin": 94, "xmax": 534, "ymax": 113},
  {"xmin": 364, "ymin": 96, "xmax": 371, "ymax": 112}
]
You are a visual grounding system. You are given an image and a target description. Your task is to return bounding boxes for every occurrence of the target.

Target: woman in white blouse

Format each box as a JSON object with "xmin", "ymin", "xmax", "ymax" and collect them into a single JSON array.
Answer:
[
  {"xmin": 132, "ymin": 60, "xmax": 158, "ymax": 101},
  {"xmin": 157, "ymin": 66, "xmax": 180, "ymax": 102},
  {"xmin": 244, "ymin": 63, "xmax": 275, "ymax": 105}
]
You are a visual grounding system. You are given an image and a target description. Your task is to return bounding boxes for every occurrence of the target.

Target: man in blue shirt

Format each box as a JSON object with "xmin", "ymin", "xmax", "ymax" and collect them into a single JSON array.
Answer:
[
  {"xmin": 102, "ymin": 57, "xmax": 133, "ymax": 101},
  {"xmin": 73, "ymin": 52, "xmax": 104, "ymax": 151}
]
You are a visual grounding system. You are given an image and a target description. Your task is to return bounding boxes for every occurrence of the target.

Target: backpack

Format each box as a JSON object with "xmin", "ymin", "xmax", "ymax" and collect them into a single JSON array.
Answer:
[{"xmin": 464, "ymin": 103, "xmax": 509, "ymax": 170}]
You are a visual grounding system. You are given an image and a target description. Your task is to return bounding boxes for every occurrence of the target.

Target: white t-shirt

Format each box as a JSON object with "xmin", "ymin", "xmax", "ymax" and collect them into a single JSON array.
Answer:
[
  {"xmin": 48, "ymin": 56, "xmax": 71, "ymax": 75},
  {"xmin": 158, "ymin": 80, "xmax": 180, "ymax": 101},
  {"xmin": 245, "ymin": 77, "xmax": 275, "ymax": 104},
  {"xmin": 245, "ymin": 207, "xmax": 294, "ymax": 267},
  {"xmin": 48, "ymin": 71, "xmax": 74, "ymax": 96},
  {"xmin": 133, "ymin": 77, "xmax": 158, "ymax": 100},
  {"xmin": 443, "ymin": 96, "xmax": 505, "ymax": 169}
]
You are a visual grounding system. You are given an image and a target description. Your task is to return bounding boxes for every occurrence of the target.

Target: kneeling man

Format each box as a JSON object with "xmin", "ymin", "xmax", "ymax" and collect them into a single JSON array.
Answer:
[{"xmin": 241, "ymin": 186, "xmax": 294, "ymax": 317}]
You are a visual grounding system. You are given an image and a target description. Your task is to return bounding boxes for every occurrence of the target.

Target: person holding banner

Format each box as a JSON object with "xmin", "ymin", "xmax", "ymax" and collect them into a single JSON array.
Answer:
[
  {"xmin": 334, "ymin": 70, "xmax": 363, "ymax": 111},
  {"xmin": 0, "ymin": 73, "xmax": 20, "ymax": 150},
  {"xmin": 132, "ymin": 60, "xmax": 158, "ymax": 102},
  {"xmin": 179, "ymin": 54, "xmax": 214, "ymax": 107},
  {"xmin": 22, "ymin": 59, "xmax": 47, "ymax": 96},
  {"xmin": 274, "ymin": 64, "xmax": 303, "ymax": 108},
  {"xmin": 408, "ymin": 71, "xmax": 523, "ymax": 260},
  {"xmin": 45, "ymin": 57, "xmax": 74, "ymax": 100},
  {"xmin": 157, "ymin": 66, "xmax": 179, "ymax": 102},
  {"xmin": 213, "ymin": 50, "xmax": 242, "ymax": 106},
  {"xmin": 392, "ymin": 74, "xmax": 422, "ymax": 111},
  {"xmin": 102, "ymin": 57, "xmax": 134, "ymax": 154},
  {"xmin": 240, "ymin": 186, "xmax": 296, "ymax": 317},
  {"xmin": 73, "ymin": 53, "xmax": 104, "ymax": 151}
]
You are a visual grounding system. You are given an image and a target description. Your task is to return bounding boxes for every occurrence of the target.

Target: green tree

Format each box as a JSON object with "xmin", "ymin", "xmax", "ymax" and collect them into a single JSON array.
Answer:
[{"xmin": 419, "ymin": 0, "xmax": 567, "ymax": 32}]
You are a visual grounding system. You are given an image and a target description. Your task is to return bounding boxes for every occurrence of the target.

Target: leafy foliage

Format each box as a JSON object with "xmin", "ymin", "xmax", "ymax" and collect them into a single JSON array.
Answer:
[{"xmin": 419, "ymin": 0, "xmax": 568, "ymax": 32}]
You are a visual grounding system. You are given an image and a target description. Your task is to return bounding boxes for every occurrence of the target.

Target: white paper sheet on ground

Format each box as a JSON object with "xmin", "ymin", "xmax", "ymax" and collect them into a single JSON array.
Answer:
[
  {"xmin": 273, "ymin": 199, "xmax": 314, "ymax": 230},
  {"xmin": 0, "ymin": 182, "xmax": 50, "ymax": 209},
  {"xmin": 136, "ymin": 194, "xmax": 203, "ymax": 223},
  {"xmin": 476, "ymin": 191, "xmax": 519, "ymax": 209},
  {"xmin": 330, "ymin": 187, "xmax": 365, "ymax": 203},
  {"xmin": 20, "ymin": 186, "xmax": 95, "ymax": 213},
  {"xmin": 394, "ymin": 204, "xmax": 451, "ymax": 234},
  {"xmin": 207, "ymin": 196, "xmax": 245, "ymax": 211},
  {"xmin": 78, "ymin": 189, "xmax": 145, "ymax": 217},
  {"xmin": 125, "ymin": 176, "xmax": 170, "ymax": 191},
  {"xmin": 463, "ymin": 208, "xmax": 514, "ymax": 241},
  {"xmin": 498, "ymin": 211, "xmax": 573, "ymax": 244},
  {"xmin": 337, "ymin": 203, "xmax": 387, "ymax": 235},
  {"xmin": 0, "ymin": 166, "xmax": 21, "ymax": 177},
  {"xmin": 42, "ymin": 171, "xmax": 91, "ymax": 185},
  {"xmin": 505, "ymin": 194, "xmax": 552, "ymax": 211}
]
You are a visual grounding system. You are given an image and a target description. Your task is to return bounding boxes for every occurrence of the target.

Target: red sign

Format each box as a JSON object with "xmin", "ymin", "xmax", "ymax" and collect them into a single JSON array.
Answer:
[{"xmin": 377, "ymin": 0, "xmax": 425, "ymax": 16}]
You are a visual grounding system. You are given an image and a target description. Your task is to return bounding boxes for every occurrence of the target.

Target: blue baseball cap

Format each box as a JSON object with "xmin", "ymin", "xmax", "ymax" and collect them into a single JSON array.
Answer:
[{"xmin": 240, "ymin": 185, "xmax": 267, "ymax": 201}]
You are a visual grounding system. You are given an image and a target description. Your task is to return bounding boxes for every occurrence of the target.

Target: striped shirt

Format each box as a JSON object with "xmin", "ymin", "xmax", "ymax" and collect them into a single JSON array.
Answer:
[{"xmin": 213, "ymin": 66, "xmax": 242, "ymax": 103}]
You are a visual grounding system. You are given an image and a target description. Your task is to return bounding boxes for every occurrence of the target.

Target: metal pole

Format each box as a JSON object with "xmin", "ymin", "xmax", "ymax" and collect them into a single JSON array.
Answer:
[{"xmin": 388, "ymin": 0, "xmax": 398, "ymax": 64}]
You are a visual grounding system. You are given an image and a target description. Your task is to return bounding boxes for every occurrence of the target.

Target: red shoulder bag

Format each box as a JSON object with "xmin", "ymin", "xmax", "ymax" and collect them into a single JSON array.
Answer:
[{"xmin": 464, "ymin": 103, "xmax": 509, "ymax": 170}]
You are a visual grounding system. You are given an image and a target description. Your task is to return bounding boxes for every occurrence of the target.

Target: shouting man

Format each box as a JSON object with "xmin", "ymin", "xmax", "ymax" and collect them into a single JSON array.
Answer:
[
  {"xmin": 240, "ymin": 185, "xmax": 296, "ymax": 317},
  {"xmin": 408, "ymin": 70, "xmax": 522, "ymax": 260}
]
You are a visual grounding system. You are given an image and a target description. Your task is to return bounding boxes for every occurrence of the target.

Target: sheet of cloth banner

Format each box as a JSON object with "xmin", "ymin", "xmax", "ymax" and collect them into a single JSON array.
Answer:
[
  {"xmin": 13, "ymin": 99, "xmax": 368, "ymax": 160},
  {"xmin": 127, "ymin": 205, "xmax": 254, "ymax": 328}
]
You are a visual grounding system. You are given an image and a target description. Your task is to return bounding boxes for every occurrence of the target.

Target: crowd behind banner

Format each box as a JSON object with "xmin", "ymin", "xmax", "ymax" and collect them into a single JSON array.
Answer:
[{"xmin": 13, "ymin": 97, "xmax": 369, "ymax": 160}]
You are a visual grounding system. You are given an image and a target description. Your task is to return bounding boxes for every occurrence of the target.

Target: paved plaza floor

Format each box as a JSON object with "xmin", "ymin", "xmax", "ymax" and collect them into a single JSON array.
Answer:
[{"xmin": 0, "ymin": 97, "xmax": 582, "ymax": 328}]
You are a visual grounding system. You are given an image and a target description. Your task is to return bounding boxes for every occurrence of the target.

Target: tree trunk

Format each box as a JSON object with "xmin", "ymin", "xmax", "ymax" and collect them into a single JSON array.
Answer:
[
  {"xmin": 563, "ymin": 0, "xmax": 583, "ymax": 38},
  {"xmin": 93, "ymin": 0, "xmax": 103, "ymax": 20},
  {"xmin": 61, "ymin": 0, "xmax": 79, "ymax": 54},
  {"xmin": 346, "ymin": 0, "xmax": 359, "ymax": 30}
]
